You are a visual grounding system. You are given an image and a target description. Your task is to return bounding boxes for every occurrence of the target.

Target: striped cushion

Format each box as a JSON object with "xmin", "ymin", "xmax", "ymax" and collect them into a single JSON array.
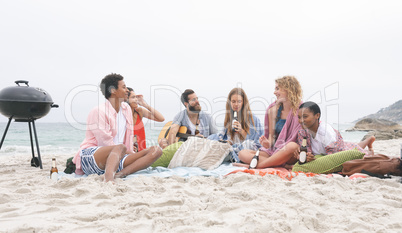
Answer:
[
  {"xmin": 292, "ymin": 148, "xmax": 365, "ymax": 174},
  {"xmin": 168, "ymin": 137, "xmax": 232, "ymax": 170}
]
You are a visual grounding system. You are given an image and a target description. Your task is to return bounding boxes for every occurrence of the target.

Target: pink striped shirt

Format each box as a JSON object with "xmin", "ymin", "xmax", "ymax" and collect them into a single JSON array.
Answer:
[{"xmin": 73, "ymin": 100, "xmax": 134, "ymax": 175}]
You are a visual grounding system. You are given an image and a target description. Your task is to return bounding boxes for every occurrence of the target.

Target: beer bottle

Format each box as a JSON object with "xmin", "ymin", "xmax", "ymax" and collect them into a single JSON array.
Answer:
[
  {"xmin": 133, "ymin": 135, "xmax": 139, "ymax": 152},
  {"xmin": 232, "ymin": 112, "xmax": 238, "ymax": 131},
  {"xmin": 195, "ymin": 120, "xmax": 200, "ymax": 135},
  {"xmin": 249, "ymin": 149, "xmax": 260, "ymax": 169},
  {"xmin": 299, "ymin": 137, "xmax": 308, "ymax": 164},
  {"xmin": 50, "ymin": 157, "xmax": 58, "ymax": 181}
]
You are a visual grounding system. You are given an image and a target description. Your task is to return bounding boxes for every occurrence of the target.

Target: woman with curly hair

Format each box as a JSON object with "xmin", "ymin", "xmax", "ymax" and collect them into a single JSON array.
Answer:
[
  {"xmin": 208, "ymin": 87, "xmax": 263, "ymax": 162},
  {"xmin": 235, "ymin": 76, "xmax": 302, "ymax": 168}
]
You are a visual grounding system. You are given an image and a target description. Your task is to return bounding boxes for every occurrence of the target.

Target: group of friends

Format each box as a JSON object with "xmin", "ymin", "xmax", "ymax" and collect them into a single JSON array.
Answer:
[{"xmin": 72, "ymin": 73, "xmax": 376, "ymax": 182}]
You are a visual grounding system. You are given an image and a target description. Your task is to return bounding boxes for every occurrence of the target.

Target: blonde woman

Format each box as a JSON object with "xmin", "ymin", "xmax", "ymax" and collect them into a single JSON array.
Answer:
[
  {"xmin": 235, "ymin": 76, "xmax": 302, "ymax": 168},
  {"xmin": 208, "ymin": 88, "xmax": 263, "ymax": 162}
]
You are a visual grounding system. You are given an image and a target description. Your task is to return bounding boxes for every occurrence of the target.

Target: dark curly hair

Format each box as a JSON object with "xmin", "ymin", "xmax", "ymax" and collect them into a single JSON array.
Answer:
[
  {"xmin": 100, "ymin": 73, "xmax": 124, "ymax": 99},
  {"xmin": 181, "ymin": 89, "xmax": 195, "ymax": 106}
]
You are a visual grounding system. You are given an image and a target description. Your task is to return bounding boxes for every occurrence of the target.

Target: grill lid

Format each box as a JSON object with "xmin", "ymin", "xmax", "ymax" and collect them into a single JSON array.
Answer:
[{"xmin": 0, "ymin": 80, "xmax": 53, "ymax": 103}]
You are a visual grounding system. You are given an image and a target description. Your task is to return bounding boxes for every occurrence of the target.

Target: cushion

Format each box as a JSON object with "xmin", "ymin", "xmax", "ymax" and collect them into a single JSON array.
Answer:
[
  {"xmin": 151, "ymin": 142, "xmax": 184, "ymax": 168},
  {"xmin": 292, "ymin": 148, "xmax": 365, "ymax": 174},
  {"xmin": 168, "ymin": 137, "xmax": 232, "ymax": 170}
]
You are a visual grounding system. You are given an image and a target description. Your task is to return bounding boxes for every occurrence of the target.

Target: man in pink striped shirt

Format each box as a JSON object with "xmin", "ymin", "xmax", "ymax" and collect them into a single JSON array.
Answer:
[{"xmin": 73, "ymin": 73, "xmax": 162, "ymax": 182}]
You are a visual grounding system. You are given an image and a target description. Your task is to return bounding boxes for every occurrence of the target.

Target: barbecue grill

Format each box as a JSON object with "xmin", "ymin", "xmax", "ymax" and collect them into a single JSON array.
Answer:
[{"xmin": 0, "ymin": 80, "xmax": 59, "ymax": 169}]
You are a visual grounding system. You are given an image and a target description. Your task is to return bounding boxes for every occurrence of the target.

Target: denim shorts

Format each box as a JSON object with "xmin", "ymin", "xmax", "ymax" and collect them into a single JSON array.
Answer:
[{"xmin": 80, "ymin": 147, "xmax": 129, "ymax": 175}]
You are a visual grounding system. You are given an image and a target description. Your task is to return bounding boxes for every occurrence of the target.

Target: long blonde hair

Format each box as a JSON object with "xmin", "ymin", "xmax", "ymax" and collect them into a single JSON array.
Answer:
[
  {"xmin": 275, "ymin": 76, "xmax": 302, "ymax": 115},
  {"xmin": 224, "ymin": 88, "xmax": 255, "ymax": 141}
]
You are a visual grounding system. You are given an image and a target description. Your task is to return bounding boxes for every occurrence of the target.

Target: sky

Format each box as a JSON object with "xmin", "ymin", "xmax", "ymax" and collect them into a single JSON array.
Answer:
[{"xmin": 0, "ymin": 0, "xmax": 401, "ymax": 130}]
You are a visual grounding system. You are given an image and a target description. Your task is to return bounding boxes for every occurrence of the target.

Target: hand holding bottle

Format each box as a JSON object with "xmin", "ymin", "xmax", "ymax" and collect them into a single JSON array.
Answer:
[
  {"xmin": 299, "ymin": 137, "xmax": 308, "ymax": 164},
  {"xmin": 306, "ymin": 152, "xmax": 315, "ymax": 162},
  {"xmin": 232, "ymin": 112, "xmax": 239, "ymax": 132},
  {"xmin": 232, "ymin": 120, "xmax": 242, "ymax": 132},
  {"xmin": 133, "ymin": 135, "xmax": 139, "ymax": 152}
]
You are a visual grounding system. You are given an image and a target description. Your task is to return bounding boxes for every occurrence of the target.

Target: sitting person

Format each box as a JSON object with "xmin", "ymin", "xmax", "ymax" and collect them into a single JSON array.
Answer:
[
  {"xmin": 166, "ymin": 89, "xmax": 218, "ymax": 145},
  {"xmin": 208, "ymin": 87, "xmax": 263, "ymax": 162},
  {"xmin": 297, "ymin": 101, "xmax": 375, "ymax": 162},
  {"xmin": 127, "ymin": 87, "xmax": 165, "ymax": 152},
  {"xmin": 235, "ymin": 76, "xmax": 303, "ymax": 168},
  {"xmin": 72, "ymin": 73, "xmax": 162, "ymax": 182}
]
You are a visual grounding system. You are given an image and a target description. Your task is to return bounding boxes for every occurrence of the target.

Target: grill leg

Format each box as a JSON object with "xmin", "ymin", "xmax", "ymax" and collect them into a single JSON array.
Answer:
[
  {"xmin": 0, "ymin": 117, "xmax": 13, "ymax": 149},
  {"xmin": 31, "ymin": 121, "xmax": 43, "ymax": 169},
  {"xmin": 28, "ymin": 122, "xmax": 36, "ymax": 160}
]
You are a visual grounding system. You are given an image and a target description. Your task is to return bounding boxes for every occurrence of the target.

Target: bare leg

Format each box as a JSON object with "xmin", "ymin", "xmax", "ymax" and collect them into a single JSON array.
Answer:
[
  {"xmin": 237, "ymin": 149, "xmax": 271, "ymax": 164},
  {"xmin": 257, "ymin": 142, "xmax": 299, "ymax": 168},
  {"xmin": 236, "ymin": 142, "xmax": 299, "ymax": 168},
  {"xmin": 358, "ymin": 136, "xmax": 375, "ymax": 154},
  {"xmin": 93, "ymin": 144, "xmax": 127, "ymax": 182},
  {"xmin": 233, "ymin": 149, "xmax": 272, "ymax": 168},
  {"xmin": 115, "ymin": 145, "xmax": 162, "ymax": 178}
]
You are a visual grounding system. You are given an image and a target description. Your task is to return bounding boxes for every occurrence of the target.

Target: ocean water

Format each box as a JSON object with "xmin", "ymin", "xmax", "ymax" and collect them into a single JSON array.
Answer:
[{"xmin": 0, "ymin": 121, "xmax": 367, "ymax": 157}]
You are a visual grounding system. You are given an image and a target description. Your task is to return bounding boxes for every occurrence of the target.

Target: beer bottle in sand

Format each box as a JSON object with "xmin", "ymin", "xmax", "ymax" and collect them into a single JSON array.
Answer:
[{"xmin": 50, "ymin": 157, "xmax": 58, "ymax": 181}]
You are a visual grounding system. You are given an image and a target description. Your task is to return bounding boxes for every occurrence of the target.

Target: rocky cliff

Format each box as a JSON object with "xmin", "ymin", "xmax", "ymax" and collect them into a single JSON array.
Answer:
[
  {"xmin": 356, "ymin": 100, "xmax": 402, "ymax": 124},
  {"xmin": 348, "ymin": 118, "xmax": 402, "ymax": 141},
  {"xmin": 350, "ymin": 100, "xmax": 402, "ymax": 141}
]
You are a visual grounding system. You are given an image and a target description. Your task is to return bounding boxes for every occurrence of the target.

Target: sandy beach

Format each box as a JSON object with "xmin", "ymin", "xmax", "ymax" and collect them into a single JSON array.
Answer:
[{"xmin": 1, "ymin": 138, "xmax": 402, "ymax": 233}]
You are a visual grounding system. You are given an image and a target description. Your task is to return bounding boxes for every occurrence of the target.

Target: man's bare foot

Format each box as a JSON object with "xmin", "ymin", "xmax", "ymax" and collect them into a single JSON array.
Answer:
[
  {"xmin": 104, "ymin": 172, "xmax": 115, "ymax": 183},
  {"xmin": 114, "ymin": 172, "xmax": 126, "ymax": 179}
]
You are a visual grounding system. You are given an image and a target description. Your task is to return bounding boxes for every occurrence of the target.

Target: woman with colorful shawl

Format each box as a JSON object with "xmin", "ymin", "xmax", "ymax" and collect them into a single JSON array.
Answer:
[
  {"xmin": 297, "ymin": 101, "xmax": 375, "ymax": 162},
  {"xmin": 235, "ymin": 76, "xmax": 302, "ymax": 168}
]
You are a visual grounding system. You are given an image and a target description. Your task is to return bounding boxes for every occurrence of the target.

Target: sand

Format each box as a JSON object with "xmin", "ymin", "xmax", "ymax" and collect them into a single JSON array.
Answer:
[{"xmin": 1, "ymin": 139, "xmax": 402, "ymax": 233}]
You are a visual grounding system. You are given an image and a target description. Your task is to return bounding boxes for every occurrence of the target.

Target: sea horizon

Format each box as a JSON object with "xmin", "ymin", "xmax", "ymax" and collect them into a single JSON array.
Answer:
[{"xmin": 0, "ymin": 121, "xmax": 368, "ymax": 158}]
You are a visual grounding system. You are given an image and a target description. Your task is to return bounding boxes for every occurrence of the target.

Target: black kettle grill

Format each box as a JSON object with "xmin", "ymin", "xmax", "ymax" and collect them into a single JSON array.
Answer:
[{"xmin": 0, "ymin": 80, "xmax": 59, "ymax": 169}]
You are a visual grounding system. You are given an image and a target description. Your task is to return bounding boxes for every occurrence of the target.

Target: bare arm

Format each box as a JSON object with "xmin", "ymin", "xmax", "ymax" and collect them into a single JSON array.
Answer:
[
  {"xmin": 267, "ymin": 106, "xmax": 276, "ymax": 147},
  {"xmin": 137, "ymin": 95, "xmax": 165, "ymax": 122},
  {"xmin": 167, "ymin": 123, "xmax": 180, "ymax": 145}
]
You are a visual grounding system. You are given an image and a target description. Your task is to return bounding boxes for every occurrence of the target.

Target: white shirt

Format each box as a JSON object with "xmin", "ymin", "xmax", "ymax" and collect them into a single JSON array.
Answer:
[
  {"xmin": 187, "ymin": 116, "xmax": 196, "ymax": 135},
  {"xmin": 113, "ymin": 107, "xmax": 127, "ymax": 145},
  {"xmin": 308, "ymin": 122, "xmax": 337, "ymax": 155}
]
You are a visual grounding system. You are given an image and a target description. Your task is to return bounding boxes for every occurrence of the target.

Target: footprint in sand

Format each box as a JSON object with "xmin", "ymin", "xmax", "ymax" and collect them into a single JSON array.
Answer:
[
  {"xmin": 154, "ymin": 199, "xmax": 184, "ymax": 207},
  {"xmin": 15, "ymin": 188, "xmax": 31, "ymax": 194},
  {"xmin": 0, "ymin": 193, "xmax": 11, "ymax": 204},
  {"xmin": 74, "ymin": 188, "xmax": 90, "ymax": 197}
]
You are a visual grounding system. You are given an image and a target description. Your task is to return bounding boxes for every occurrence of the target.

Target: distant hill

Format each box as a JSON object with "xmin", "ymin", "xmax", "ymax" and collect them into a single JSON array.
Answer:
[{"xmin": 356, "ymin": 100, "xmax": 402, "ymax": 124}]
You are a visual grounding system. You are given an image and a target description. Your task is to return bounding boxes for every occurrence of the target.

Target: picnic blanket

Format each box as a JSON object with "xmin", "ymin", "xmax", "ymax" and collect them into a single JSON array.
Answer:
[
  {"xmin": 58, "ymin": 163, "xmax": 368, "ymax": 180},
  {"xmin": 227, "ymin": 167, "xmax": 369, "ymax": 180},
  {"xmin": 58, "ymin": 163, "xmax": 246, "ymax": 180}
]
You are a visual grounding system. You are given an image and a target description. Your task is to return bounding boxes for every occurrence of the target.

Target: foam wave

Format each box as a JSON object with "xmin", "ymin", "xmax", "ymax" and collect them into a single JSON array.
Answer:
[{"xmin": 0, "ymin": 145, "xmax": 77, "ymax": 157}]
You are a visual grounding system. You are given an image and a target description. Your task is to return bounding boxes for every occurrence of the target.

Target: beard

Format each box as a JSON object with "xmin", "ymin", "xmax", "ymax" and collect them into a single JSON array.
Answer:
[{"xmin": 189, "ymin": 104, "xmax": 201, "ymax": 113}]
